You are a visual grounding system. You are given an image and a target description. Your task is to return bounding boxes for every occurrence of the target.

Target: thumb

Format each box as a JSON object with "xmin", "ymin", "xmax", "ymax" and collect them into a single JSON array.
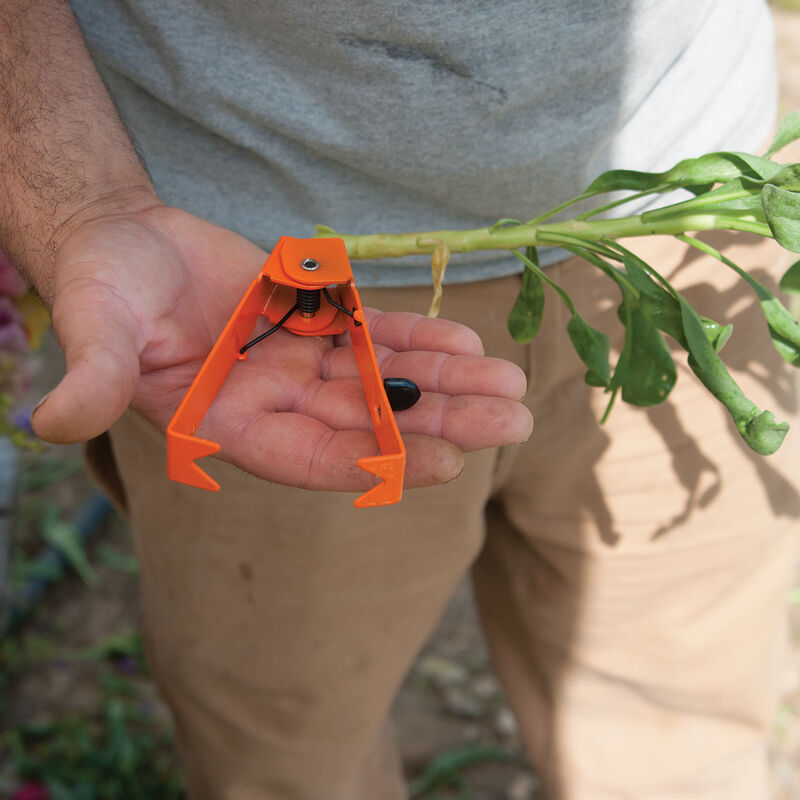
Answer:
[{"xmin": 32, "ymin": 294, "xmax": 140, "ymax": 444}]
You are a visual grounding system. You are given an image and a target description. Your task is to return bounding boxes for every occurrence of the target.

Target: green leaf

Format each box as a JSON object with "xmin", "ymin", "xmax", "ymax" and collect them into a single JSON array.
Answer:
[
  {"xmin": 622, "ymin": 256, "xmax": 686, "ymax": 346},
  {"xmin": 764, "ymin": 111, "xmax": 800, "ymax": 158},
  {"xmin": 12, "ymin": 558, "xmax": 63, "ymax": 584},
  {"xmin": 699, "ymin": 317, "xmax": 733, "ymax": 353},
  {"xmin": 779, "ymin": 260, "xmax": 800, "ymax": 294},
  {"xmin": 678, "ymin": 234, "xmax": 800, "ymax": 367},
  {"xmin": 588, "ymin": 255, "xmax": 676, "ymax": 409},
  {"xmin": 584, "ymin": 169, "xmax": 668, "ymax": 194},
  {"xmin": 96, "ymin": 545, "xmax": 139, "ymax": 575},
  {"xmin": 762, "ymin": 183, "xmax": 800, "ymax": 253},
  {"xmin": 583, "ymin": 151, "xmax": 784, "ymax": 197},
  {"xmin": 740, "ymin": 410, "xmax": 790, "ymax": 456},
  {"xmin": 613, "ymin": 297, "xmax": 676, "ymax": 406},
  {"xmin": 685, "ymin": 182, "xmax": 714, "ymax": 197},
  {"xmin": 20, "ymin": 458, "xmax": 84, "ymax": 491},
  {"xmin": 613, "ymin": 243, "xmax": 735, "ymax": 354},
  {"xmin": 63, "ymin": 632, "xmax": 143, "ymax": 663},
  {"xmin": 40, "ymin": 504, "xmax": 99, "ymax": 589},
  {"xmin": 489, "ymin": 218, "xmax": 521, "ymax": 233},
  {"xmin": 678, "ymin": 295, "xmax": 788, "ymax": 455},
  {"xmin": 508, "ymin": 250, "xmax": 545, "ymax": 343},
  {"xmin": 408, "ymin": 745, "xmax": 515, "ymax": 797},
  {"xmin": 760, "ymin": 300, "xmax": 800, "ymax": 366},
  {"xmin": 512, "ymin": 248, "xmax": 611, "ymax": 387},
  {"xmin": 765, "ymin": 164, "xmax": 800, "ymax": 191},
  {"xmin": 567, "ymin": 313, "xmax": 611, "ymax": 388},
  {"xmin": 662, "ymin": 151, "xmax": 782, "ymax": 184}
]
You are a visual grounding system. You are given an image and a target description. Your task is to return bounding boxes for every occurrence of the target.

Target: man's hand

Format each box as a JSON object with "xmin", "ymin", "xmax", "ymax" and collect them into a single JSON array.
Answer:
[
  {"xmin": 33, "ymin": 205, "xmax": 533, "ymax": 491},
  {"xmin": 0, "ymin": 1, "xmax": 530, "ymax": 493}
]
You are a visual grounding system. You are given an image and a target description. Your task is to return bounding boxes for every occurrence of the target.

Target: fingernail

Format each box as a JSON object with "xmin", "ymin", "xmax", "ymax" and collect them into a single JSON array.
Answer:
[{"xmin": 31, "ymin": 391, "xmax": 51, "ymax": 419}]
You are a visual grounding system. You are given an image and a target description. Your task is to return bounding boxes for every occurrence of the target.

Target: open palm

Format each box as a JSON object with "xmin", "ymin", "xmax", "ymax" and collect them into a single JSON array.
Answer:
[{"xmin": 34, "ymin": 205, "xmax": 533, "ymax": 491}]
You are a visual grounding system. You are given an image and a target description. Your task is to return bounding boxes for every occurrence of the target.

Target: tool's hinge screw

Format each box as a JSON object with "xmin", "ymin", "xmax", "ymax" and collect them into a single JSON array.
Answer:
[{"xmin": 301, "ymin": 258, "xmax": 320, "ymax": 271}]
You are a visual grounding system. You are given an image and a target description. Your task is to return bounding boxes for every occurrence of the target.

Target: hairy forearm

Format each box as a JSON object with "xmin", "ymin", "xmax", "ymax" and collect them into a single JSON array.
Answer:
[{"xmin": 0, "ymin": 0, "xmax": 159, "ymax": 303}]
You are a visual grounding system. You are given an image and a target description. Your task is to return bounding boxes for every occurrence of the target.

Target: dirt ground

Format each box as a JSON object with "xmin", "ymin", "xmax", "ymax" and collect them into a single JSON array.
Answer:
[{"xmin": 3, "ymin": 8, "xmax": 800, "ymax": 799}]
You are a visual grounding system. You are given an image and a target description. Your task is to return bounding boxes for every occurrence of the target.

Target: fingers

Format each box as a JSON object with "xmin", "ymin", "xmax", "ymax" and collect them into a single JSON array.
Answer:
[
  {"xmin": 322, "ymin": 348, "xmax": 527, "ymax": 401},
  {"xmin": 336, "ymin": 309, "xmax": 484, "ymax": 356},
  {"xmin": 217, "ymin": 412, "xmax": 465, "ymax": 490},
  {"xmin": 31, "ymin": 284, "xmax": 141, "ymax": 443},
  {"xmin": 294, "ymin": 381, "xmax": 533, "ymax": 451}
]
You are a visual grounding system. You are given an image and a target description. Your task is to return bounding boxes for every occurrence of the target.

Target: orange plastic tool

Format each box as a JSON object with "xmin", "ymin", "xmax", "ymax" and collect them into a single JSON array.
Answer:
[{"xmin": 166, "ymin": 236, "xmax": 406, "ymax": 508}]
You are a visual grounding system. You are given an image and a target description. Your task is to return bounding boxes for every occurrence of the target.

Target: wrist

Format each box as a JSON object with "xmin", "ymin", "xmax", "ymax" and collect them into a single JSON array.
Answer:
[
  {"xmin": 27, "ymin": 182, "xmax": 163, "ymax": 306},
  {"xmin": 53, "ymin": 181, "xmax": 163, "ymax": 252}
]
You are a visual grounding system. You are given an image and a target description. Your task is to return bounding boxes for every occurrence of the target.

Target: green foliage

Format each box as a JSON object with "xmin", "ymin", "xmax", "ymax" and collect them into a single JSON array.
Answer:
[
  {"xmin": 40, "ymin": 503, "xmax": 98, "ymax": 589},
  {"xmin": 613, "ymin": 289, "xmax": 676, "ymax": 407},
  {"xmin": 5, "ymin": 673, "xmax": 183, "ymax": 800},
  {"xmin": 95, "ymin": 544, "xmax": 139, "ymax": 575},
  {"xmin": 507, "ymin": 248, "xmax": 544, "ymax": 342},
  {"xmin": 408, "ymin": 744, "xmax": 517, "ymax": 799},
  {"xmin": 678, "ymin": 235, "xmax": 800, "ymax": 366},
  {"xmin": 762, "ymin": 183, "xmax": 800, "ymax": 252},
  {"xmin": 764, "ymin": 110, "xmax": 800, "ymax": 158},
  {"xmin": 502, "ymin": 112, "xmax": 800, "ymax": 455},
  {"xmin": 676, "ymin": 291, "xmax": 788, "ymax": 454},
  {"xmin": 62, "ymin": 631, "xmax": 144, "ymax": 664},
  {"xmin": 320, "ymin": 112, "xmax": 800, "ymax": 454},
  {"xmin": 511, "ymin": 249, "xmax": 612, "ymax": 387},
  {"xmin": 780, "ymin": 260, "xmax": 800, "ymax": 294},
  {"xmin": 19, "ymin": 457, "xmax": 84, "ymax": 491}
]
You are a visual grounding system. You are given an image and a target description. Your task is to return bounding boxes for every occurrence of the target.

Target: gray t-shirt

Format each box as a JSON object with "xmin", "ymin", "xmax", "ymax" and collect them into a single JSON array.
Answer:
[{"xmin": 70, "ymin": 0, "xmax": 777, "ymax": 286}]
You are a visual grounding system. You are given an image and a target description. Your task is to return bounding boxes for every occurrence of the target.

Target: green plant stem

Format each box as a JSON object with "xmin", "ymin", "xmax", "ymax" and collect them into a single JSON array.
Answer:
[{"xmin": 319, "ymin": 213, "xmax": 771, "ymax": 260}]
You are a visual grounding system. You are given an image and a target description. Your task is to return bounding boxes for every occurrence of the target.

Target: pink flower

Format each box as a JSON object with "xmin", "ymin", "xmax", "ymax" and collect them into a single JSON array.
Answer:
[
  {"xmin": 0, "ymin": 248, "xmax": 27, "ymax": 297},
  {"xmin": 0, "ymin": 296, "xmax": 29, "ymax": 354},
  {"xmin": 12, "ymin": 781, "xmax": 49, "ymax": 800}
]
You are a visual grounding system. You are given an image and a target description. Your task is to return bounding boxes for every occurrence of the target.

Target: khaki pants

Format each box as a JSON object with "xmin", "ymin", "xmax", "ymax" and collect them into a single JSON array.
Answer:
[{"xmin": 88, "ymin": 232, "xmax": 800, "ymax": 800}]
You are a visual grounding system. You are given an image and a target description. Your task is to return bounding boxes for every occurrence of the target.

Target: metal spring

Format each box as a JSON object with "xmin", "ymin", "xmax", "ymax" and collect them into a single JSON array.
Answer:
[{"xmin": 296, "ymin": 288, "xmax": 321, "ymax": 316}]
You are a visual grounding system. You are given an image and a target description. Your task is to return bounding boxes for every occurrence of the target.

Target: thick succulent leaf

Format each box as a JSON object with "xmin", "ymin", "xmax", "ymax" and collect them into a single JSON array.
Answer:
[
  {"xmin": 763, "ymin": 164, "xmax": 800, "ymax": 191},
  {"xmin": 740, "ymin": 410, "xmax": 790, "ymax": 455},
  {"xmin": 662, "ymin": 151, "xmax": 782, "ymax": 184},
  {"xmin": 699, "ymin": 318, "xmax": 733, "ymax": 353},
  {"xmin": 758, "ymin": 296, "xmax": 800, "ymax": 366},
  {"xmin": 508, "ymin": 260, "xmax": 545, "ymax": 343},
  {"xmin": 779, "ymin": 260, "xmax": 800, "ymax": 294},
  {"xmin": 622, "ymin": 256, "xmax": 686, "ymax": 346},
  {"xmin": 583, "ymin": 151, "xmax": 784, "ymax": 197},
  {"xmin": 678, "ymin": 295, "xmax": 787, "ymax": 455},
  {"xmin": 584, "ymin": 169, "xmax": 668, "ymax": 194},
  {"xmin": 512, "ymin": 247, "xmax": 612, "ymax": 387},
  {"xmin": 621, "ymin": 251, "xmax": 730, "ymax": 353},
  {"xmin": 762, "ymin": 183, "xmax": 800, "ymax": 253},
  {"xmin": 679, "ymin": 234, "xmax": 800, "ymax": 367},
  {"xmin": 764, "ymin": 111, "xmax": 800, "ymax": 158},
  {"xmin": 566, "ymin": 313, "xmax": 611, "ymax": 388},
  {"xmin": 613, "ymin": 294, "xmax": 676, "ymax": 406}
]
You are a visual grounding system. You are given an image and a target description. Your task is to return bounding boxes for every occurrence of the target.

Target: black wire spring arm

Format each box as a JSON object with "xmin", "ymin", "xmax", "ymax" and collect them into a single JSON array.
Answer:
[
  {"xmin": 239, "ymin": 304, "xmax": 298, "ymax": 354},
  {"xmin": 238, "ymin": 287, "xmax": 361, "ymax": 354},
  {"xmin": 322, "ymin": 287, "xmax": 361, "ymax": 325}
]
